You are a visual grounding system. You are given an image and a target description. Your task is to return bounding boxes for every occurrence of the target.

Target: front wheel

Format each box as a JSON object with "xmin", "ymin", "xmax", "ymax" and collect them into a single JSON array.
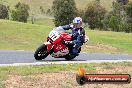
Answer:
[{"xmin": 34, "ymin": 44, "xmax": 49, "ymax": 60}]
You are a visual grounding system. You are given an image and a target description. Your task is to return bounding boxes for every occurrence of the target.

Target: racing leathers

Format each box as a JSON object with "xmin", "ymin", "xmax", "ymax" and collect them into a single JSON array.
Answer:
[{"xmin": 61, "ymin": 24, "xmax": 85, "ymax": 56}]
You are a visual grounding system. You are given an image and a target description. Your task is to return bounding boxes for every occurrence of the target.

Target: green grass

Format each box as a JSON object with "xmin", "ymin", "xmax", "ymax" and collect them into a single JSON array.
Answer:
[
  {"xmin": 28, "ymin": 18, "xmax": 55, "ymax": 27},
  {"xmin": 85, "ymin": 29, "xmax": 132, "ymax": 53},
  {"xmin": 0, "ymin": 63, "xmax": 95, "ymax": 87},
  {"xmin": 0, "ymin": 19, "xmax": 132, "ymax": 53},
  {"xmin": 0, "ymin": 0, "xmax": 54, "ymax": 14},
  {"xmin": 0, "ymin": 62, "xmax": 132, "ymax": 87},
  {"xmin": 0, "ymin": 63, "xmax": 95, "ymax": 81},
  {"xmin": 0, "ymin": 19, "xmax": 52, "ymax": 50}
]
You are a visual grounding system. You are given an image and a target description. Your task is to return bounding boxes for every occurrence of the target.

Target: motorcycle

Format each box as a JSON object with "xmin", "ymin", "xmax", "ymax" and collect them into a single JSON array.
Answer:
[{"xmin": 34, "ymin": 26, "xmax": 89, "ymax": 60}]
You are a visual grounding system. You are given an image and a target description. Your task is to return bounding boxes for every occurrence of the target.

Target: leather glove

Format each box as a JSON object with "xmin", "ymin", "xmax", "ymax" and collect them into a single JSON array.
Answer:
[{"xmin": 64, "ymin": 41, "xmax": 74, "ymax": 45}]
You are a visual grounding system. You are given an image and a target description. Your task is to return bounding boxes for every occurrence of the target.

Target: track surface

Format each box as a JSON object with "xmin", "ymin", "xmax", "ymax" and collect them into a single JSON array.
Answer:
[{"xmin": 0, "ymin": 50, "xmax": 132, "ymax": 65}]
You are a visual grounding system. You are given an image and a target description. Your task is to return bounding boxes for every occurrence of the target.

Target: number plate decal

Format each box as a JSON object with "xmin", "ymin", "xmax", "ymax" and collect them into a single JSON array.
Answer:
[{"xmin": 49, "ymin": 31, "xmax": 60, "ymax": 41}]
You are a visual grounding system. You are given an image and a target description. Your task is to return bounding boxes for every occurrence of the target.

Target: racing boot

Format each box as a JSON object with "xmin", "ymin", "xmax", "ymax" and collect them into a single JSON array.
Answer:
[{"xmin": 72, "ymin": 48, "xmax": 79, "ymax": 56}]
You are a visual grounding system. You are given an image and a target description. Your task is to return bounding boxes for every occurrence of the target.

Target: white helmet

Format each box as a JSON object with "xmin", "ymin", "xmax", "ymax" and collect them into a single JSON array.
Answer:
[{"xmin": 73, "ymin": 17, "xmax": 82, "ymax": 24}]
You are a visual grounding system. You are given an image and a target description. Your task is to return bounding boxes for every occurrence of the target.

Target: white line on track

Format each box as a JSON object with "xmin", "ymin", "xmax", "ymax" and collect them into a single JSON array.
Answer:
[{"xmin": 0, "ymin": 60, "xmax": 132, "ymax": 67}]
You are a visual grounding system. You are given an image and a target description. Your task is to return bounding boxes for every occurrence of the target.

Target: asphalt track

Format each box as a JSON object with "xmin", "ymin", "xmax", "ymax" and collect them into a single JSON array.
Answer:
[{"xmin": 0, "ymin": 50, "xmax": 132, "ymax": 66}]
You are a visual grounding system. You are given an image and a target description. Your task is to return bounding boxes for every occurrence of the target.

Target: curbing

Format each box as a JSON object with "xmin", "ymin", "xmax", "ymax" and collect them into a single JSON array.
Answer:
[{"xmin": 0, "ymin": 60, "xmax": 132, "ymax": 67}]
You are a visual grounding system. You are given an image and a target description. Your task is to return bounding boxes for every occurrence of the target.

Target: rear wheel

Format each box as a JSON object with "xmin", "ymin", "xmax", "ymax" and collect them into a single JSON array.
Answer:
[
  {"xmin": 65, "ymin": 54, "xmax": 76, "ymax": 60},
  {"xmin": 65, "ymin": 47, "xmax": 81, "ymax": 61},
  {"xmin": 34, "ymin": 44, "xmax": 49, "ymax": 60}
]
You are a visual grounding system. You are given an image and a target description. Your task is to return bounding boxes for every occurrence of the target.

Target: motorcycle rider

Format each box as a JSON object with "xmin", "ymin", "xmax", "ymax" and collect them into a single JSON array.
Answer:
[{"xmin": 61, "ymin": 17, "xmax": 85, "ymax": 56}]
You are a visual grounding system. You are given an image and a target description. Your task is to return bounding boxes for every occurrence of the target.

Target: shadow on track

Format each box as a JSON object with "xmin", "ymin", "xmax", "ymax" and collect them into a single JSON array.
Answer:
[{"xmin": 36, "ymin": 59, "xmax": 86, "ymax": 62}]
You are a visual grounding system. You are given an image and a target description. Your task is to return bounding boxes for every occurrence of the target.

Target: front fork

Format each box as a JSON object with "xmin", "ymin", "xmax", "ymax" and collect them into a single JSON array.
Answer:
[{"xmin": 44, "ymin": 41, "xmax": 54, "ymax": 53}]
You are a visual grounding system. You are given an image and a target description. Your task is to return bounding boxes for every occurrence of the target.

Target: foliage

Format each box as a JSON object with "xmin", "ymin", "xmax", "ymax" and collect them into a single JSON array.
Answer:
[
  {"xmin": 109, "ymin": 15, "xmax": 121, "ymax": 32},
  {"xmin": 46, "ymin": 9, "xmax": 52, "ymax": 15},
  {"xmin": 126, "ymin": 1, "xmax": 132, "ymax": 18},
  {"xmin": 0, "ymin": 4, "xmax": 8, "ymax": 19},
  {"xmin": 11, "ymin": 2, "xmax": 30, "ymax": 23},
  {"xmin": 116, "ymin": 0, "xmax": 129, "ymax": 5},
  {"xmin": 52, "ymin": 0, "xmax": 77, "ymax": 26},
  {"xmin": 40, "ymin": 6, "xmax": 45, "ymax": 14},
  {"xmin": 102, "ymin": 1, "xmax": 132, "ymax": 33},
  {"xmin": 83, "ymin": 1, "xmax": 106, "ymax": 30},
  {"xmin": 76, "ymin": 9, "xmax": 85, "ymax": 18}
]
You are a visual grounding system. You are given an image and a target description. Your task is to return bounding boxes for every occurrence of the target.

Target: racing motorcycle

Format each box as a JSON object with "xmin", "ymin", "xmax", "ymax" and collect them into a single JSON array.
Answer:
[{"xmin": 34, "ymin": 26, "xmax": 89, "ymax": 60}]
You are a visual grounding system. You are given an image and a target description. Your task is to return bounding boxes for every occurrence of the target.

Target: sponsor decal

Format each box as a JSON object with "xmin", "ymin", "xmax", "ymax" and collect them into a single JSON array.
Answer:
[{"xmin": 76, "ymin": 67, "xmax": 131, "ymax": 85}]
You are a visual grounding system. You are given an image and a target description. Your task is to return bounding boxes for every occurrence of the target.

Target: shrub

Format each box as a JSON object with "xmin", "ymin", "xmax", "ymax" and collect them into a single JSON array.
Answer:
[
  {"xmin": 52, "ymin": 0, "xmax": 77, "ymax": 26},
  {"xmin": 11, "ymin": 2, "xmax": 30, "ymax": 23},
  {"xmin": 0, "ymin": 4, "xmax": 8, "ymax": 19}
]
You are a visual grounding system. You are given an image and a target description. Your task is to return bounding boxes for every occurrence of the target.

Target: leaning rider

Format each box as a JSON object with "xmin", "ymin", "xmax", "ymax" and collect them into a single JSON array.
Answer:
[{"xmin": 61, "ymin": 17, "xmax": 85, "ymax": 56}]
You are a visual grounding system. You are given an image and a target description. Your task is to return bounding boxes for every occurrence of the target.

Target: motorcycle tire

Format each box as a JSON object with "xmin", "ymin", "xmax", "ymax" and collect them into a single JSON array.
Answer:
[
  {"xmin": 34, "ymin": 44, "xmax": 49, "ymax": 60},
  {"xmin": 65, "ymin": 54, "xmax": 76, "ymax": 61}
]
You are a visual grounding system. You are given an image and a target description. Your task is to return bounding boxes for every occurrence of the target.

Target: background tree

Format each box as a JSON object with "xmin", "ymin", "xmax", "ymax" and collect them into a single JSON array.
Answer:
[
  {"xmin": 0, "ymin": 4, "xmax": 8, "ymax": 19},
  {"xmin": 83, "ymin": 1, "xmax": 106, "ymax": 30},
  {"xmin": 103, "ymin": 0, "xmax": 132, "ymax": 33},
  {"xmin": 109, "ymin": 15, "xmax": 121, "ymax": 32},
  {"xmin": 126, "ymin": 1, "xmax": 132, "ymax": 18},
  {"xmin": 40, "ymin": 6, "xmax": 45, "ymax": 14},
  {"xmin": 46, "ymin": 9, "xmax": 52, "ymax": 15},
  {"xmin": 125, "ymin": 1, "xmax": 132, "ymax": 32},
  {"xmin": 102, "ymin": 12, "xmax": 113, "ymax": 31},
  {"xmin": 116, "ymin": 0, "xmax": 129, "ymax": 5},
  {"xmin": 76, "ymin": 9, "xmax": 85, "ymax": 18},
  {"xmin": 102, "ymin": 3, "xmax": 122, "ymax": 32},
  {"xmin": 52, "ymin": 0, "xmax": 77, "ymax": 26},
  {"xmin": 11, "ymin": 2, "xmax": 30, "ymax": 23}
]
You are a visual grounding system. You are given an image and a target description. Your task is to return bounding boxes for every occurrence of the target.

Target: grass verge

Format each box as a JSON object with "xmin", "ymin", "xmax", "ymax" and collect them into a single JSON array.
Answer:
[
  {"xmin": 0, "ymin": 19, "xmax": 132, "ymax": 54},
  {"xmin": 0, "ymin": 62, "xmax": 132, "ymax": 88}
]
